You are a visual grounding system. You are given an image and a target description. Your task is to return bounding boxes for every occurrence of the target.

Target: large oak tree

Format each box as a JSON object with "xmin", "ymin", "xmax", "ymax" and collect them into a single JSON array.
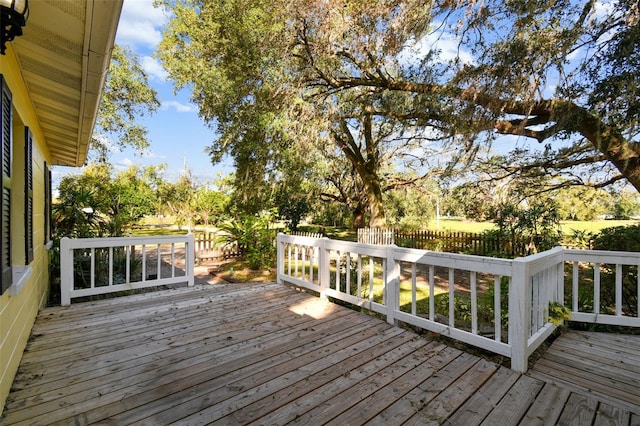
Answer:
[{"xmin": 157, "ymin": 0, "xmax": 639, "ymax": 224}]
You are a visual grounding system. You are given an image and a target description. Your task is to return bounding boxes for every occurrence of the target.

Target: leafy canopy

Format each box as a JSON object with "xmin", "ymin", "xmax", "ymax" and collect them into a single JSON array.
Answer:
[{"xmin": 156, "ymin": 0, "xmax": 640, "ymax": 223}]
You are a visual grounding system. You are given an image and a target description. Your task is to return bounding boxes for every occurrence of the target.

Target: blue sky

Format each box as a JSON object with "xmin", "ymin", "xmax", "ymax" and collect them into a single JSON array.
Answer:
[{"xmin": 53, "ymin": 0, "xmax": 232, "ymax": 188}]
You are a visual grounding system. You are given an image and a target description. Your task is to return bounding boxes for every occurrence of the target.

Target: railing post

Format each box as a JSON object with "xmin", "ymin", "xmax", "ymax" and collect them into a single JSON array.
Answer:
[
  {"xmin": 60, "ymin": 237, "xmax": 72, "ymax": 306},
  {"xmin": 186, "ymin": 233, "xmax": 195, "ymax": 287},
  {"xmin": 276, "ymin": 233, "xmax": 284, "ymax": 285},
  {"xmin": 510, "ymin": 257, "xmax": 530, "ymax": 373},
  {"xmin": 319, "ymin": 237, "xmax": 330, "ymax": 301},
  {"xmin": 385, "ymin": 244, "xmax": 400, "ymax": 326}
]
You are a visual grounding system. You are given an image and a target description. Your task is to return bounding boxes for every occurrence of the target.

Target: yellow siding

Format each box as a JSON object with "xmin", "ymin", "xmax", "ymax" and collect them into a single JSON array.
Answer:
[{"xmin": 0, "ymin": 47, "xmax": 53, "ymax": 414}]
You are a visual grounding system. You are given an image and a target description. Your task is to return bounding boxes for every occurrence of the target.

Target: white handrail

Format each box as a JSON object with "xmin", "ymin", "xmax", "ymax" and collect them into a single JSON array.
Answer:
[
  {"xmin": 277, "ymin": 233, "xmax": 640, "ymax": 373},
  {"xmin": 60, "ymin": 234, "xmax": 195, "ymax": 305}
]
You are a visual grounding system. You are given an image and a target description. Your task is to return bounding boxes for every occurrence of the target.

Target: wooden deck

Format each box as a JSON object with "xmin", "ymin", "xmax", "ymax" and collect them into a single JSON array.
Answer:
[{"xmin": 1, "ymin": 281, "xmax": 639, "ymax": 425}]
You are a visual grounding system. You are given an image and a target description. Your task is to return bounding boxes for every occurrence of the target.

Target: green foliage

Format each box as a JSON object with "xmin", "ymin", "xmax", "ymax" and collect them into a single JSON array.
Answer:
[
  {"xmin": 495, "ymin": 201, "xmax": 562, "ymax": 255},
  {"xmin": 565, "ymin": 229, "xmax": 595, "ymax": 250},
  {"xmin": 548, "ymin": 302, "xmax": 571, "ymax": 326},
  {"xmin": 216, "ymin": 212, "xmax": 276, "ymax": 270},
  {"xmin": 555, "ymin": 186, "xmax": 612, "ymax": 221},
  {"xmin": 611, "ymin": 190, "xmax": 640, "ymax": 220},
  {"xmin": 55, "ymin": 164, "xmax": 157, "ymax": 237},
  {"xmin": 92, "ymin": 45, "xmax": 160, "ymax": 162},
  {"xmin": 593, "ymin": 225, "xmax": 640, "ymax": 252},
  {"xmin": 384, "ymin": 183, "xmax": 437, "ymax": 230},
  {"xmin": 273, "ymin": 162, "xmax": 315, "ymax": 230},
  {"xmin": 193, "ymin": 186, "xmax": 229, "ymax": 226}
]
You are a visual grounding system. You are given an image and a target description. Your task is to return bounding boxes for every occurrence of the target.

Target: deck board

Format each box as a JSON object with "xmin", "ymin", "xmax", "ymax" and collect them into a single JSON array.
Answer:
[
  {"xmin": 1, "ymin": 282, "xmax": 639, "ymax": 425},
  {"xmin": 528, "ymin": 330, "xmax": 640, "ymax": 412}
]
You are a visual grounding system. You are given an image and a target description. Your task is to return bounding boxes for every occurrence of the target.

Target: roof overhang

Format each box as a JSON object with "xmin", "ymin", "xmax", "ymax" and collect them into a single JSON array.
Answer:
[{"xmin": 10, "ymin": 0, "xmax": 123, "ymax": 166}]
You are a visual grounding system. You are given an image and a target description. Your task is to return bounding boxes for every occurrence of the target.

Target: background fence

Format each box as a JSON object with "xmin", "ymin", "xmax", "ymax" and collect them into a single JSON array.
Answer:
[{"xmin": 358, "ymin": 228, "xmax": 529, "ymax": 257}]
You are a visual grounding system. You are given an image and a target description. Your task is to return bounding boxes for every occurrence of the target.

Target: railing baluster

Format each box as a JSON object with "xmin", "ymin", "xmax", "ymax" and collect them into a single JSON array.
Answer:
[
  {"xmin": 382, "ymin": 258, "xmax": 387, "ymax": 305},
  {"xmin": 411, "ymin": 263, "xmax": 417, "ymax": 316},
  {"xmin": 494, "ymin": 275, "xmax": 501, "ymax": 342},
  {"xmin": 141, "ymin": 245, "xmax": 147, "ymax": 281},
  {"xmin": 573, "ymin": 261, "xmax": 579, "ymax": 312},
  {"xmin": 109, "ymin": 247, "xmax": 113, "ymax": 286},
  {"xmin": 302, "ymin": 245, "xmax": 306, "ymax": 281},
  {"xmin": 448, "ymin": 268, "xmax": 455, "ymax": 327},
  {"xmin": 336, "ymin": 251, "xmax": 341, "ymax": 292},
  {"xmin": 532, "ymin": 273, "xmax": 540, "ymax": 331},
  {"xmin": 157, "ymin": 244, "xmax": 161, "ymax": 279},
  {"xmin": 171, "ymin": 243, "xmax": 176, "ymax": 278},
  {"xmin": 594, "ymin": 263, "xmax": 601, "ymax": 314},
  {"xmin": 126, "ymin": 244, "xmax": 130, "ymax": 284},
  {"xmin": 310, "ymin": 246, "xmax": 315, "ymax": 284},
  {"xmin": 471, "ymin": 271, "xmax": 477, "ymax": 334},
  {"xmin": 429, "ymin": 265, "xmax": 435, "ymax": 321},
  {"xmin": 369, "ymin": 257, "xmax": 374, "ymax": 302},
  {"xmin": 615, "ymin": 264, "xmax": 622, "ymax": 316},
  {"xmin": 357, "ymin": 254, "xmax": 362, "ymax": 298},
  {"xmin": 91, "ymin": 248, "xmax": 95, "ymax": 288},
  {"xmin": 345, "ymin": 253, "xmax": 351, "ymax": 295}
]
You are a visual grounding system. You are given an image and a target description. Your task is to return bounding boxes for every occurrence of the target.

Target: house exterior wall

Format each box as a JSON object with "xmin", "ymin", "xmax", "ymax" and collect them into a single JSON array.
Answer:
[{"xmin": 0, "ymin": 48, "xmax": 53, "ymax": 415}]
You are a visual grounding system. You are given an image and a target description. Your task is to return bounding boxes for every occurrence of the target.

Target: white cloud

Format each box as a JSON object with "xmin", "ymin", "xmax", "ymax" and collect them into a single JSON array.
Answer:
[
  {"xmin": 142, "ymin": 56, "xmax": 169, "ymax": 81},
  {"xmin": 399, "ymin": 24, "xmax": 474, "ymax": 67},
  {"xmin": 116, "ymin": 0, "xmax": 168, "ymax": 50},
  {"xmin": 116, "ymin": 157, "xmax": 135, "ymax": 169},
  {"xmin": 161, "ymin": 100, "xmax": 197, "ymax": 113}
]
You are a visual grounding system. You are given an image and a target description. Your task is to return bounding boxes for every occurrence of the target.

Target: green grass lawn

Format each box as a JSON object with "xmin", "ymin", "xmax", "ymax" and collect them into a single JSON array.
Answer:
[{"xmin": 431, "ymin": 217, "xmax": 639, "ymax": 235}]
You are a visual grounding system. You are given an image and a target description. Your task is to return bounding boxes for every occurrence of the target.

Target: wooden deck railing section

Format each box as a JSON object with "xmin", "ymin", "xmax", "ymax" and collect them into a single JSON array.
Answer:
[
  {"xmin": 60, "ymin": 234, "xmax": 195, "ymax": 305},
  {"xmin": 276, "ymin": 234, "xmax": 640, "ymax": 372}
]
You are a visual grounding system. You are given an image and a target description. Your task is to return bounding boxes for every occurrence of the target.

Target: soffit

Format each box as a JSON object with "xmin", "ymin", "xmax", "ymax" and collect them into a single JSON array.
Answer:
[{"xmin": 11, "ymin": 0, "xmax": 123, "ymax": 166}]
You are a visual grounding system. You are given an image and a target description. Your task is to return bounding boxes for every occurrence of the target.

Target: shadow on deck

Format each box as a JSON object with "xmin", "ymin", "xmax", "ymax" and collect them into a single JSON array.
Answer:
[{"xmin": 1, "ymin": 281, "xmax": 639, "ymax": 425}]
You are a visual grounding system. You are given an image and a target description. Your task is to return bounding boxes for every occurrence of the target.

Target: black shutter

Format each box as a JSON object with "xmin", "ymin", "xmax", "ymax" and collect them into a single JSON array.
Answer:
[
  {"xmin": 25, "ymin": 127, "xmax": 33, "ymax": 264},
  {"xmin": 1, "ymin": 75, "xmax": 12, "ymax": 293},
  {"xmin": 44, "ymin": 161, "xmax": 51, "ymax": 244}
]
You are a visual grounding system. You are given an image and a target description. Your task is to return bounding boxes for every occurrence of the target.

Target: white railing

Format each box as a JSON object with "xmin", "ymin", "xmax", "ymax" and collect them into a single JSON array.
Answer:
[
  {"xmin": 564, "ymin": 249, "xmax": 640, "ymax": 327},
  {"xmin": 276, "ymin": 234, "xmax": 640, "ymax": 372},
  {"xmin": 60, "ymin": 234, "xmax": 195, "ymax": 305}
]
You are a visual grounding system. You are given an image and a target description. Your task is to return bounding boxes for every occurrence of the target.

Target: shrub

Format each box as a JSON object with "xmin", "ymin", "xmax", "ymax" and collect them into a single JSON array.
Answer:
[{"xmin": 593, "ymin": 225, "xmax": 640, "ymax": 252}]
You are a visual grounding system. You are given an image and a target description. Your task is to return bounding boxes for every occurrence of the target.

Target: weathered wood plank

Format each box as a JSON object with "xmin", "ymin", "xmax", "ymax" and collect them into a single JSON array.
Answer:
[
  {"xmin": 555, "ymin": 392, "xmax": 598, "ymax": 425},
  {"xmin": 365, "ymin": 351, "xmax": 477, "ymax": 426},
  {"xmin": 520, "ymin": 383, "xmax": 571, "ymax": 425},
  {"xmin": 478, "ymin": 375, "xmax": 544, "ymax": 425},
  {"xmin": 594, "ymin": 403, "xmax": 630, "ymax": 426},
  {"xmin": 223, "ymin": 337, "xmax": 439, "ymax": 425},
  {"xmin": 444, "ymin": 366, "xmax": 520, "ymax": 425},
  {"xmin": 6, "ymin": 301, "xmax": 355, "ymax": 412},
  {"xmin": 140, "ymin": 325, "xmax": 408, "ymax": 425},
  {"xmin": 247, "ymin": 341, "xmax": 449, "ymax": 426},
  {"xmin": 10, "ymin": 290, "xmax": 323, "ymax": 393},
  {"xmin": 6, "ymin": 309, "xmax": 384, "ymax": 424},
  {"xmin": 403, "ymin": 358, "xmax": 500, "ymax": 426},
  {"xmin": 112, "ymin": 326, "xmax": 411, "ymax": 425},
  {"xmin": 3, "ymin": 284, "xmax": 639, "ymax": 426},
  {"xmin": 529, "ymin": 358, "xmax": 639, "ymax": 409}
]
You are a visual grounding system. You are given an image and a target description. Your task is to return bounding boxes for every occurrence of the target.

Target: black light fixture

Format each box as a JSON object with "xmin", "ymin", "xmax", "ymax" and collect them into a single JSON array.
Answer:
[{"xmin": 0, "ymin": 0, "xmax": 28, "ymax": 55}]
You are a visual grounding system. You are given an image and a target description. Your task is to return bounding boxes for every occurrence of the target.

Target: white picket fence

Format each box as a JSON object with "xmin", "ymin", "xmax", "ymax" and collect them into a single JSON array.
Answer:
[
  {"xmin": 357, "ymin": 227, "xmax": 394, "ymax": 245},
  {"xmin": 60, "ymin": 234, "xmax": 195, "ymax": 305},
  {"xmin": 276, "ymin": 234, "xmax": 640, "ymax": 372}
]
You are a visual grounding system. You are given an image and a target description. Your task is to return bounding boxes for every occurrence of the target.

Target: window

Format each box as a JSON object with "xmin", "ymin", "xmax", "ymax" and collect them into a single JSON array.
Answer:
[
  {"xmin": 1, "ymin": 75, "xmax": 12, "ymax": 294},
  {"xmin": 24, "ymin": 127, "xmax": 33, "ymax": 264}
]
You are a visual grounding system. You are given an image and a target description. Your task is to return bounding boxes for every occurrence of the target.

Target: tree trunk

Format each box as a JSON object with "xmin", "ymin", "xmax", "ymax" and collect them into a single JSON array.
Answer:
[{"xmin": 352, "ymin": 203, "xmax": 366, "ymax": 229}]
